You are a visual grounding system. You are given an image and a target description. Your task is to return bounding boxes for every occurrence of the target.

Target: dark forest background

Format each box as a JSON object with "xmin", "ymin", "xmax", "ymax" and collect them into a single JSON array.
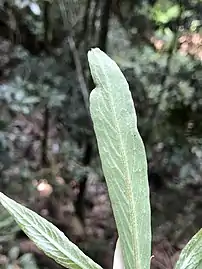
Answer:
[{"xmin": 0, "ymin": 0, "xmax": 202, "ymax": 268}]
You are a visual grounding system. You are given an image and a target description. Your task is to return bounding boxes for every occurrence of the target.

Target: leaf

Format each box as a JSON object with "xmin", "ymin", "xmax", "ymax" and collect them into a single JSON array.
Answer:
[
  {"xmin": 0, "ymin": 192, "xmax": 103, "ymax": 269},
  {"xmin": 175, "ymin": 229, "xmax": 202, "ymax": 269},
  {"xmin": 29, "ymin": 3, "xmax": 41, "ymax": 16},
  {"xmin": 166, "ymin": 5, "xmax": 180, "ymax": 21},
  {"xmin": 113, "ymin": 238, "xmax": 125, "ymax": 269},
  {"xmin": 88, "ymin": 48, "xmax": 151, "ymax": 269},
  {"xmin": 23, "ymin": 96, "xmax": 40, "ymax": 104},
  {"xmin": 152, "ymin": 2, "xmax": 180, "ymax": 24}
]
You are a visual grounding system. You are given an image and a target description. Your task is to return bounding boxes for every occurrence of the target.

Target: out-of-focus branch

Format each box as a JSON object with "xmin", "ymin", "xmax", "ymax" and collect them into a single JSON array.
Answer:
[
  {"xmin": 98, "ymin": 0, "xmax": 112, "ymax": 52},
  {"xmin": 67, "ymin": 35, "xmax": 90, "ymax": 114},
  {"xmin": 76, "ymin": 0, "xmax": 92, "ymax": 47},
  {"xmin": 58, "ymin": 1, "xmax": 92, "ymax": 224},
  {"xmin": 41, "ymin": 1, "xmax": 52, "ymax": 167},
  {"xmin": 91, "ymin": 0, "xmax": 100, "ymax": 37}
]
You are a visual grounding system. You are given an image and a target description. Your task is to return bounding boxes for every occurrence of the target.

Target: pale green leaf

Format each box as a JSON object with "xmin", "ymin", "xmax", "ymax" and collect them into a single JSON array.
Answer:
[
  {"xmin": 88, "ymin": 48, "xmax": 151, "ymax": 269},
  {"xmin": 166, "ymin": 5, "xmax": 180, "ymax": 20},
  {"xmin": 0, "ymin": 192, "xmax": 103, "ymax": 269},
  {"xmin": 175, "ymin": 229, "xmax": 202, "ymax": 269}
]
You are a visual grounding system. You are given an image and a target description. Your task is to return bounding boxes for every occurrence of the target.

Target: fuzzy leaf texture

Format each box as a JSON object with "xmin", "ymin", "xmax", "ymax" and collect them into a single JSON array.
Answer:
[
  {"xmin": 175, "ymin": 228, "xmax": 202, "ymax": 269},
  {"xmin": 0, "ymin": 192, "xmax": 103, "ymax": 269},
  {"xmin": 88, "ymin": 48, "xmax": 151, "ymax": 269}
]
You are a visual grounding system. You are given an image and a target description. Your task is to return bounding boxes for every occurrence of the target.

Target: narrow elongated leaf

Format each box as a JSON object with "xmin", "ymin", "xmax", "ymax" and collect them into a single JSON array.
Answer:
[
  {"xmin": 175, "ymin": 229, "xmax": 202, "ymax": 269},
  {"xmin": 0, "ymin": 192, "xmax": 103, "ymax": 269},
  {"xmin": 88, "ymin": 48, "xmax": 151, "ymax": 269}
]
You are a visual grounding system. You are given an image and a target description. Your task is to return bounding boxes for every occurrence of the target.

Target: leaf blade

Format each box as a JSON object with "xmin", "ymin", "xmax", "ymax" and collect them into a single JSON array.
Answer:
[
  {"xmin": 175, "ymin": 229, "xmax": 202, "ymax": 269},
  {"xmin": 88, "ymin": 48, "xmax": 151, "ymax": 269},
  {"xmin": 0, "ymin": 192, "xmax": 103, "ymax": 269}
]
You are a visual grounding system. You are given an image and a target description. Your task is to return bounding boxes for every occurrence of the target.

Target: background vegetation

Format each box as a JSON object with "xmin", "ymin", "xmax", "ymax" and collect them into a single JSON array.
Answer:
[{"xmin": 0, "ymin": 0, "xmax": 202, "ymax": 268}]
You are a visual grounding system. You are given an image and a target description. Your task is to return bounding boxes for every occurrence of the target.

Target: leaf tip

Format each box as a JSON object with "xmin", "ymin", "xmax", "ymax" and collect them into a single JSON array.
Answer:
[
  {"xmin": 87, "ymin": 47, "xmax": 103, "ymax": 87},
  {"xmin": 87, "ymin": 47, "xmax": 102, "ymax": 66},
  {"xmin": 87, "ymin": 47, "xmax": 101, "ymax": 57}
]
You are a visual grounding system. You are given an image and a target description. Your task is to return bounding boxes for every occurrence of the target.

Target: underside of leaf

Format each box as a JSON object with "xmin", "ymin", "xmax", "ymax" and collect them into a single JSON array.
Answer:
[{"xmin": 88, "ymin": 48, "xmax": 151, "ymax": 269}]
